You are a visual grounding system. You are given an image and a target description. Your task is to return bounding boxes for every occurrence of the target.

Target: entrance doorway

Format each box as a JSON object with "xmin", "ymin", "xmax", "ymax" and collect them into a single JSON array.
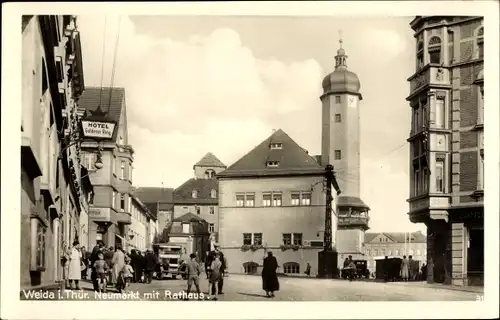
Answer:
[{"xmin": 467, "ymin": 227, "xmax": 484, "ymax": 286}]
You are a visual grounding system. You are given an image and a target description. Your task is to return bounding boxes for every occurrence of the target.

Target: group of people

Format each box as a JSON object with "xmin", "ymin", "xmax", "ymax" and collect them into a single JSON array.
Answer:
[
  {"xmin": 399, "ymin": 255, "xmax": 427, "ymax": 281},
  {"xmin": 83, "ymin": 241, "xmax": 159, "ymax": 292}
]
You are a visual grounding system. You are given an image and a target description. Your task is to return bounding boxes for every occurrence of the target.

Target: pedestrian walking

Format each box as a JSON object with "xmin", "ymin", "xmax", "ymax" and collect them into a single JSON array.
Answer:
[
  {"xmin": 104, "ymin": 246, "xmax": 114, "ymax": 285},
  {"xmin": 262, "ymin": 252, "xmax": 279, "ymax": 298},
  {"xmin": 67, "ymin": 240, "xmax": 83, "ymax": 290},
  {"xmin": 94, "ymin": 252, "xmax": 109, "ymax": 292},
  {"xmin": 111, "ymin": 245, "xmax": 126, "ymax": 288},
  {"xmin": 304, "ymin": 262, "xmax": 312, "ymax": 277},
  {"xmin": 90, "ymin": 241, "xmax": 105, "ymax": 290},
  {"xmin": 206, "ymin": 243, "xmax": 226, "ymax": 295},
  {"xmin": 208, "ymin": 253, "xmax": 223, "ymax": 300},
  {"xmin": 144, "ymin": 249, "xmax": 158, "ymax": 284},
  {"xmin": 401, "ymin": 255, "xmax": 409, "ymax": 281},
  {"xmin": 185, "ymin": 253, "xmax": 202, "ymax": 300}
]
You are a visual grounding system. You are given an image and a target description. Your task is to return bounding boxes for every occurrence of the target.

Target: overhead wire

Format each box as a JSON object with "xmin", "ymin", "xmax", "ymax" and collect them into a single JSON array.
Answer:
[
  {"xmin": 107, "ymin": 15, "xmax": 123, "ymax": 113},
  {"xmin": 98, "ymin": 16, "xmax": 108, "ymax": 108}
]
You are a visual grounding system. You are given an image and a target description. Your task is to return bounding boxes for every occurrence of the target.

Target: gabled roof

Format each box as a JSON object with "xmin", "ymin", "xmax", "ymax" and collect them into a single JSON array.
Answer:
[
  {"xmin": 133, "ymin": 187, "xmax": 174, "ymax": 203},
  {"xmin": 364, "ymin": 231, "xmax": 426, "ymax": 243},
  {"xmin": 217, "ymin": 129, "xmax": 324, "ymax": 178},
  {"xmin": 78, "ymin": 87, "xmax": 126, "ymax": 141},
  {"xmin": 173, "ymin": 212, "xmax": 205, "ymax": 223},
  {"xmin": 193, "ymin": 152, "xmax": 226, "ymax": 169},
  {"xmin": 173, "ymin": 178, "xmax": 218, "ymax": 205}
]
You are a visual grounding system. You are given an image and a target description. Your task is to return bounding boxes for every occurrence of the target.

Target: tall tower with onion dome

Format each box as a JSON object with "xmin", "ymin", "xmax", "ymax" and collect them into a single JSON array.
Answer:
[{"xmin": 320, "ymin": 32, "xmax": 370, "ymax": 265}]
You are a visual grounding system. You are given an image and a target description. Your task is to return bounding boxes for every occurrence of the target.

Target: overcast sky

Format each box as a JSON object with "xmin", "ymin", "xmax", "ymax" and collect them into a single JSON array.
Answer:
[{"xmin": 78, "ymin": 15, "xmax": 425, "ymax": 233}]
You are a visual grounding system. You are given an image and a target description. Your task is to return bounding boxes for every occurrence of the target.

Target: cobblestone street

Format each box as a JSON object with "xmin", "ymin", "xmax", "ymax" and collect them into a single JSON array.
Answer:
[{"xmin": 63, "ymin": 274, "xmax": 481, "ymax": 301}]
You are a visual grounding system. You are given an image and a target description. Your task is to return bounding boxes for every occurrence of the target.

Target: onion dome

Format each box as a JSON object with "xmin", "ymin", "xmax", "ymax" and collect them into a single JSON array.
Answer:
[{"xmin": 322, "ymin": 37, "xmax": 361, "ymax": 95}]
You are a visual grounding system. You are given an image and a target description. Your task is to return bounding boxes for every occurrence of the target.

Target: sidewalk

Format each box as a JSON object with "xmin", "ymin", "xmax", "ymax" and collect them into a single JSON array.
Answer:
[{"xmin": 386, "ymin": 281, "xmax": 484, "ymax": 293}]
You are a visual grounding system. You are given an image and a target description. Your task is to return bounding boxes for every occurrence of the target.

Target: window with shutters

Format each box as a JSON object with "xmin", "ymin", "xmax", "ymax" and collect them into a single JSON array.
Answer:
[
  {"xmin": 283, "ymin": 233, "xmax": 292, "ymax": 245},
  {"xmin": 291, "ymin": 193, "xmax": 300, "ymax": 206}
]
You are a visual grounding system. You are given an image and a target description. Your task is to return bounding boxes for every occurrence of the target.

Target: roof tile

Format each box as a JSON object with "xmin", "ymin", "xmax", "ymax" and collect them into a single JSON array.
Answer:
[
  {"xmin": 194, "ymin": 152, "xmax": 226, "ymax": 169},
  {"xmin": 173, "ymin": 178, "xmax": 218, "ymax": 204}
]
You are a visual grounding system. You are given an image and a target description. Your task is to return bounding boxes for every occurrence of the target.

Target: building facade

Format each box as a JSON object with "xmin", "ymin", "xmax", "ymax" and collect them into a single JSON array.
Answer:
[
  {"xmin": 78, "ymin": 87, "xmax": 135, "ymax": 249},
  {"xmin": 172, "ymin": 152, "xmax": 226, "ymax": 248},
  {"xmin": 320, "ymin": 39, "xmax": 370, "ymax": 266},
  {"xmin": 363, "ymin": 232, "xmax": 427, "ymax": 274},
  {"xmin": 21, "ymin": 15, "xmax": 92, "ymax": 289},
  {"xmin": 127, "ymin": 195, "xmax": 156, "ymax": 251},
  {"xmin": 218, "ymin": 129, "xmax": 340, "ymax": 276},
  {"xmin": 133, "ymin": 187, "xmax": 174, "ymax": 242},
  {"xmin": 166, "ymin": 213, "xmax": 210, "ymax": 262},
  {"xmin": 406, "ymin": 16, "xmax": 484, "ymax": 286}
]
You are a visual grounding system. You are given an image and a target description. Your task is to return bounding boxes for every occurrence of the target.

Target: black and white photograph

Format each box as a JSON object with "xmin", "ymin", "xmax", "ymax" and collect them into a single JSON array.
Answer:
[{"xmin": 2, "ymin": 1, "xmax": 499, "ymax": 319}]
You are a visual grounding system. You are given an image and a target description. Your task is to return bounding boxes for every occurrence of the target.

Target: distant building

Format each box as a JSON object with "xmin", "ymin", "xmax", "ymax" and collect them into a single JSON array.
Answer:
[
  {"xmin": 21, "ymin": 15, "xmax": 92, "ymax": 289},
  {"xmin": 133, "ymin": 187, "xmax": 174, "ymax": 240},
  {"xmin": 127, "ymin": 195, "xmax": 156, "ymax": 251},
  {"xmin": 172, "ymin": 152, "xmax": 226, "ymax": 248},
  {"xmin": 406, "ymin": 16, "xmax": 484, "ymax": 286},
  {"xmin": 217, "ymin": 129, "xmax": 340, "ymax": 276},
  {"xmin": 165, "ymin": 212, "xmax": 210, "ymax": 262},
  {"xmin": 78, "ymin": 87, "xmax": 135, "ymax": 249},
  {"xmin": 363, "ymin": 231, "xmax": 427, "ymax": 274}
]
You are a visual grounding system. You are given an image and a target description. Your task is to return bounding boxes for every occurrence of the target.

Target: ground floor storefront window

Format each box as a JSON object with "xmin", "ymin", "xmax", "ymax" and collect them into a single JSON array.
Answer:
[
  {"xmin": 283, "ymin": 262, "xmax": 300, "ymax": 274},
  {"xmin": 467, "ymin": 226, "xmax": 484, "ymax": 286}
]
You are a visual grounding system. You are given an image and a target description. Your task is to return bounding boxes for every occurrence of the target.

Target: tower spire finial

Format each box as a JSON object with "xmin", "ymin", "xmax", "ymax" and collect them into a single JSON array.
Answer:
[{"xmin": 338, "ymin": 29, "xmax": 343, "ymax": 49}]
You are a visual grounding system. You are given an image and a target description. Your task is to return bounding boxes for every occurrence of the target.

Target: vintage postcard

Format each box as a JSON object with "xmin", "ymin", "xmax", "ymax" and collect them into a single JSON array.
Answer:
[{"xmin": 1, "ymin": 1, "xmax": 499, "ymax": 319}]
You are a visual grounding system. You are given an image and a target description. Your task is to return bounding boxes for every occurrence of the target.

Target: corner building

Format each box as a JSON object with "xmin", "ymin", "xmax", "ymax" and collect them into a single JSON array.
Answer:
[
  {"xmin": 218, "ymin": 129, "xmax": 339, "ymax": 276},
  {"xmin": 406, "ymin": 16, "xmax": 484, "ymax": 286},
  {"xmin": 78, "ymin": 87, "xmax": 135, "ymax": 249}
]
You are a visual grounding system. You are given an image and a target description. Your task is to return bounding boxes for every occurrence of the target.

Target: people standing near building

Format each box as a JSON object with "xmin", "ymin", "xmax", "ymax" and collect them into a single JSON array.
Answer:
[
  {"xmin": 129, "ymin": 250, "xmax": 138, "ymax": 283},
  {"xmin": 401, "ymin": 255, "xmax": 409, "ymax": 281},
  {"xmin": 421, "ymin": 263, "xmax": 427, "ymax": 281},
  {"xmin": 208, "ymin": 253, "xmax": 223, "ymax": 300},
  {"xmin": 136, "ymin": 250, "xmax": 145, "ymax": 283},
  {"xmin": 346, "ymin": 257, "xmax": 356, "ymax": 282},
  {"xmin": 262, "ymin": 252, "xmax": 279, "ymax": 298},
  {"xmin": 68, "ymin": 240, "xmax": 83, "ymax": 290},
  {"xmin": 206, "ymin": 244, "xmax": 226, "ymax": 295},
  {"xmin": 104, "ymin": 246, "xmax": 114, "ymax": 286},
  {"xmin": 144, "ymin": 249, "xmax": 158, "ymax": 284},
  {"xmin": 111, "ymin": 245, "xmax": 126, "ymax": 289},
  {"xmin": 185, "ymin": 253, "xmax": 202, "ymax": 299},
  {"xmin": 408, "ymin": 255, "xmax": 416, "ymax": 281}
]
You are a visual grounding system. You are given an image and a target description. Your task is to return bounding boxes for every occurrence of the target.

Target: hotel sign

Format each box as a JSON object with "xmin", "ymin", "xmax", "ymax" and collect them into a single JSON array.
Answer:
[{"xmin": 81, "ymin": 120, "xmax": 116, "ymax": 139}]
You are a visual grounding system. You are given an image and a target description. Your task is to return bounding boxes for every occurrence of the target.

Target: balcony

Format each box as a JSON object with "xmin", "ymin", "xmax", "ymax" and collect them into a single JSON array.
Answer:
[
  {"xmin": 337, "ymin": 214, "xmax": 369, "ymax": 230},
  {"xmin": 408, "ymin": 64, "xmax": 451, "ymax": 98},
  {"xmin": 116, "ymin": 210, "xmax": 132, "ymax": 224}
]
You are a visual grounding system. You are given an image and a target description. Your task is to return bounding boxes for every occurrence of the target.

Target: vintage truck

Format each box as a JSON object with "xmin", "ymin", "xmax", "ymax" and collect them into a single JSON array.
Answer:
[{"xmin": 153, "ymin": 243, "xmax": 188, "ymax": 280}]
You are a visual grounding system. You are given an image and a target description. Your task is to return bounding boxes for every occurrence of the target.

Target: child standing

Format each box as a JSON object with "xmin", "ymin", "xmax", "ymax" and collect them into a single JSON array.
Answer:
[
  {"xmin": 209, "ymin": 253, "xmax": 222, "ymax": 300},
  {"xmin": 93, "ymin": 253, "xmax": 109, "ymax": 292},
  {"xmin": 122, "ymin": 256, "xmax": 134, "ymax": 292}
]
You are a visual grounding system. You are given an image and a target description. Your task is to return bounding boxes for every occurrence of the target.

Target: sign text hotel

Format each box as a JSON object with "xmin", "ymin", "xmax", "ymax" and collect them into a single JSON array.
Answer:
[{"xmin": 82, "ymin": 121, "xmax": 116, "ymax": 139}]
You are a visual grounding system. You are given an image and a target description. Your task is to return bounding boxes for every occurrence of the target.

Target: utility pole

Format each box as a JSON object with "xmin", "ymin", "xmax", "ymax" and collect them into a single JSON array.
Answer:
[{"xmin": 318, "ymin": 164, "xmax": 339, "ymax": 278}]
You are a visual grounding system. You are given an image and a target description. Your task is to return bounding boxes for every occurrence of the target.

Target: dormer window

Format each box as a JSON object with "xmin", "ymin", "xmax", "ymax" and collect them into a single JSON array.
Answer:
[
  {"xmin": 267, "ymin": 161, "xmax": 280, "ymax": 168},
  {"xmin": 210, "ymin": 189, "xmax": 217, "ymax": 198},
  {"xmin": 270, "ymin": 143, "xmax": 283, "ymax": 150},
  {"xmin": 192, "ymin": 190, "xmax": 198, "ymax": 198}
]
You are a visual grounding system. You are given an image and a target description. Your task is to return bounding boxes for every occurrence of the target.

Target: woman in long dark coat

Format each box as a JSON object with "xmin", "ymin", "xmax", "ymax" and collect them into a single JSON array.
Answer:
[{"xmin": 262, "ymin": 252, "xmax": 279, "ymax": 298}]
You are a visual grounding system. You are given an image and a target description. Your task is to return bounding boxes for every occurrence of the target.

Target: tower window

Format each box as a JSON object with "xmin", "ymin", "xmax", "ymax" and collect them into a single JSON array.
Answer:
[
  {"xmin": 120, "ymin": 194, "xmax": 125, "ymax": 211},
  {"xmin": 205, "ymin": 169, "xmax": 215, "ymax": 179},
  {"xmin": 476, "ymin": 27, "xmax": 484, "ymax": 59},
  {"xmin": 335, "ymin": 96, "xmax": 341, "ymax": 104},
  {"xmin": 417, "ymin": 41, "xmax": 424, "ymax": 69},
  {"xmin": 270, "ymin": 143, "xmax": 283, "ymax": 150},
  {"xmin": 428, "ymin": 36, "xmax": 442, "ymax": 64},
  {"xmin": 210, "ymin": 189, "xmax": 217, "ymax": 198},
  {"xmin": 120, "ymin": 161, "xmax": 125, "ymax": 179},
  {"xmin": 435, "ymin": 159, "xmax": 444, "ymax": 193},
  {"xmin": 335, "ymin": 114, "xmax": 342, "ymax": 123},
  {"xmin": 334, "ymin": 150, "xmax": 342, "ymax": 160},
  {"xmin": 267, "ymin": 161, "xmax": 279, "ymax": 168}
]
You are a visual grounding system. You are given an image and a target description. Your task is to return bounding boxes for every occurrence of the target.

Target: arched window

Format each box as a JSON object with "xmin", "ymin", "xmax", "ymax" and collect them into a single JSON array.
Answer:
[
  {"xmin": 476, "ymin": 27, "xmax": 484, "ymax": 59},
  {"xmin": 210, "ymin": 189, "xmax": 217, "ymax": 199},
  {"xmin": 283, "ymin": 262, "xmax": 300, "ymax": 274},
  {"xmin": 417, "ymin": 41, "xmax": 424, "ymax": 69},
  {"xmin": 428, "ymin": 36, "xmax": 442, "ymax": 64},
  {"xmin": 243, "ymin": 261, "xmax": 259, "ymax": 274},
  {"xmin": 205, "ymin": 169, "xmax": 215, "ymax": 179},
  {"xmin": 191, "ymin": 189, "xmax": 197, "ymax": 199}
]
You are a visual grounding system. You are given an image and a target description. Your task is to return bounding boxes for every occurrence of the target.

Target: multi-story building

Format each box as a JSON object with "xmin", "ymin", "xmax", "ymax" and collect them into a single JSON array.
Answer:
[
  {"xmin": 172, "ymin": 152, "xmax": 226, "ymax": 248},
  {"xmin": 133, "ymin": 187, "xmax": 174, "ymax": 242},
  {"xmin": 363, "ymin": 231, "xmax": 427, "ymax": 274},
  {"xmin": 319, "ymin": 39, "xmax": 370, "ymax": 267},
  {"xmin": 217, "ymin": 129, "xmax": 340, "ymax": 276},
  {"xmin": 78, "ymin": 87, "xmax": 135, "ymax": 249},
  {"xmin": 21, "ymin": 15, "xmax": 92, "ymax": 290},
  {"xmin": 127, "ymin": 194, "xmax": 156, "ymax": 251},
  {"xmin": 406, "ymin": 16, "xmax": 484, "ymax": 286},
  {"xmin": 165, "ymin": 212, "xmax": 210, "ymax": 261}
]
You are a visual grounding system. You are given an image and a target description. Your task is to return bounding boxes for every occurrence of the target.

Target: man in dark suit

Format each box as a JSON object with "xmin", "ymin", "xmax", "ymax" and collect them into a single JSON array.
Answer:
[{"xmin": 206, "ymin": 243, "xmax": 226, "ymax": 295}]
